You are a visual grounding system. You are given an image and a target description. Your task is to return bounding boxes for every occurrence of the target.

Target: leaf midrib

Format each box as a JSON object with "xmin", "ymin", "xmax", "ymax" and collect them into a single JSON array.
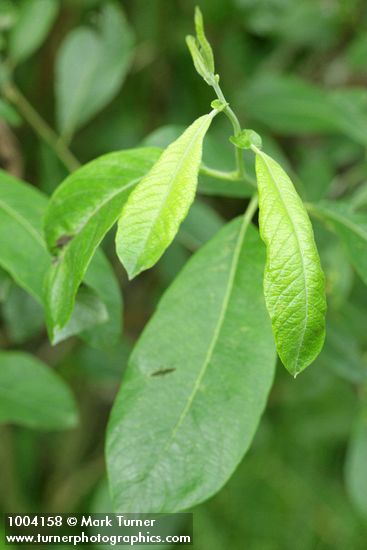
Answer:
[
  {"xmin": 259, "ymin": 153, "xmax": 308, "ymax": 373},
  {"xmin": 131, "ymin": 113, "xmax": 215, "ymax": 271},
  {"xmin": 144, "ymin": 212, "xmax": 254, "ymax": 480}
]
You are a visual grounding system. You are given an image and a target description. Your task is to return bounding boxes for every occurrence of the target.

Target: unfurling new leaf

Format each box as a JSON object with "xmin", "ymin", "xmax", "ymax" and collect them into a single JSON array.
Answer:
[
  {"xmin": 116, "ymin": 112, "xmax": 217, "ymax": 279},
  {"xmin": 254, "ymin": 149, "xmax": 326, "ymax": 376},
  {"xmin": 186, "ymin": 7, "xmax": 215, "ymax": 84}
]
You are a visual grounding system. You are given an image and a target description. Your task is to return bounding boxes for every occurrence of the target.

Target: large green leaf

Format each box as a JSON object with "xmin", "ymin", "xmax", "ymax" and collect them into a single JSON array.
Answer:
[
  {"xmin": 55, "ymin": 2, "xmax": 134, "ymax": 140},
  {"xmin": 309, "ymin": 200, "xmax": 367, "ymax": 286},
  {"xmin": 9, "ymin": 0, "xmax": 59, "ymax": 65},
  {"xmin": 44, "ymin": 148, "xmax": 160, "ymax": 333},
  {"xmin": 116, "ymin": 113, "xmax": 216, "ymax": 279},
  {"xmin": 0, "ymin": 351, "xmax": 78, "ymax": 430},
  {"xmin": 254, "ymin": 150, "xmax": 326, "ymax": 376},
  {"xmin": 107, "ymin": 217, "xmax": 276, "ymax": 513}
]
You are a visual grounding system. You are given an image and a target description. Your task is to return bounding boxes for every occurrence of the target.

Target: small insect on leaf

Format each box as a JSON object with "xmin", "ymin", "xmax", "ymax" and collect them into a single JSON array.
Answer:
[{"xmin": 151, "ymin": 368, "xmax": 176, "ymax": 377}]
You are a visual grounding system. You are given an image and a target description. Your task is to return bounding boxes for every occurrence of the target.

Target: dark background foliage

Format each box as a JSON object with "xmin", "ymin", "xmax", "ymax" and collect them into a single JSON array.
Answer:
[{"xmin": 1, "ymin": 1, "xmax": 367, "ymax": 548}]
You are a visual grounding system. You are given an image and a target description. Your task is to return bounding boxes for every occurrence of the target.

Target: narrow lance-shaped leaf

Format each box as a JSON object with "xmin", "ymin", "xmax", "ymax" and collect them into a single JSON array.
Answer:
[
  {"xmin": 116, "ymin": 111, "xmax": 217, "ymax": 279},
  {"xmin": 308, "ymin": 200, "xmax": 367, "ymax": 287},
  {"xmin": 107, "ymin": 217, "xmax": 276, "ymax": 513},
  {"xmin": 254, "ymin": 149, "xmax": 326, "ymax": 376},
  {"xmin": 0, "ymin": 351, "xmax": 78, "ymax": 430},
  {"xmin": 44, "ymin": 148, "xmax": 160, "ymax": 333}
]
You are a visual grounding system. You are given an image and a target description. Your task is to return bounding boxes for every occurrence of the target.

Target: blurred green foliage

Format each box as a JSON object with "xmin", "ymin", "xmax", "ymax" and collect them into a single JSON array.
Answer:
[{"xmin": 0, "ymin": 0, "xmax": 367, "ymax": 548}]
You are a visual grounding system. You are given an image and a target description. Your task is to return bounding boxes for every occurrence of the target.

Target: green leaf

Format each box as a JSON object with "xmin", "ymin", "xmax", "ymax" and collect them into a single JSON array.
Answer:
[
  {"xmin": 142, "ymin": 124, "xmax": 252, "ymax": 198},
  {"xmin": 9, "ymin": 0, "xmax": 59, "ymax": 64},
  {"xmin": 317, "ymin": 314, "xmax": 367, "ymax": 384},
  {"xmin": 116, "ymin": 113, "xmax": 217, "ymax": 279},
  {"xmin": 107, "ymin": 217, "xmax": 276, "ymax": 512},
  {"xmin": 0, "ymin": 168, "xmax": 122, "ymax": 344},
  {"xmin": 229, "ymin": 129, "xmax": 262, "ymax": 150},
  {"xmin": 0, "ymin": 351, "xmax": 78, "ymax": 430},
  {"xmin": 309, "ymin": 200, "xmax": 367, "ymax": 287},
  {"xmin": 0, "ymin": 168, "xmax": 49, "ymax": 302},
  {"xmin": 0, "ymin": 266, "xmax": 11, "ymax": 302},
  {"xmin": 55, "ymin": 3, "xmax": 134, "ymax": 139},
  {"xmin": 241, "ymin": 75, "xmax": 367, "ymax": 145},
  {"xmin": 194, "ymin": 6, "xmax": 215, "ymax": 74},
  {"xmin": 2, "ymin": 285, "xmax": 44, "ymax": 344},
  {"xmin": 81, "ymin": 250, "xmax": 122, "ymax": 349},
  {"xmin": 44, "ymin": 148, "xmax": 160, "ymax": 332},
  {"xmin": 345, "ymin": 412, "xmax": 367, "ymax": 518},
  {"xmin": 52, "ymin": 284, "xmax": 108, "ymax": 345},
  {"xmin": 254, "ymin": 150, "xmax": 326, "ymax": 376},
  {"xmin": 185, "ymin": 36, "xmax": 212, "ymax": 85}
]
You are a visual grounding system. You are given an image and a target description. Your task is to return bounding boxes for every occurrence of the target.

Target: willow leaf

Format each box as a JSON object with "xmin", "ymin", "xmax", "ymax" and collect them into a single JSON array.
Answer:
[
  {"xmin": 107, "ymin": 218, "xmax": 276, "ymax": 512},
  {"xmin": 116, "ymin": 112, "xmax": 217, "ymax": 279},
  {"xmin": 44, "ymin": 148, "xmax": 160, "ymax": 332},
  {"xmin": 254, "ymin": 150, "xmax": 326, "ymax": 376}
]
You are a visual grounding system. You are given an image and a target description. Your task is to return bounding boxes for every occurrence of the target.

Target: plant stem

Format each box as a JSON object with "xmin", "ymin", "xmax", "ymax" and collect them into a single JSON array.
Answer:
[
  {"xmin": 243, "ymin": 193, "xmax": 259, "ymax": 225},
  {"xmin": 200, "ymin": 163, "xmax": 256, "ymax": 187},
  {"xmin": 1, "ymin": 82, "xmax": 80, "ymax": 173},
  {"xmin": 210, "ymin": 77, "xmax": 246, "ymax": 179}
]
